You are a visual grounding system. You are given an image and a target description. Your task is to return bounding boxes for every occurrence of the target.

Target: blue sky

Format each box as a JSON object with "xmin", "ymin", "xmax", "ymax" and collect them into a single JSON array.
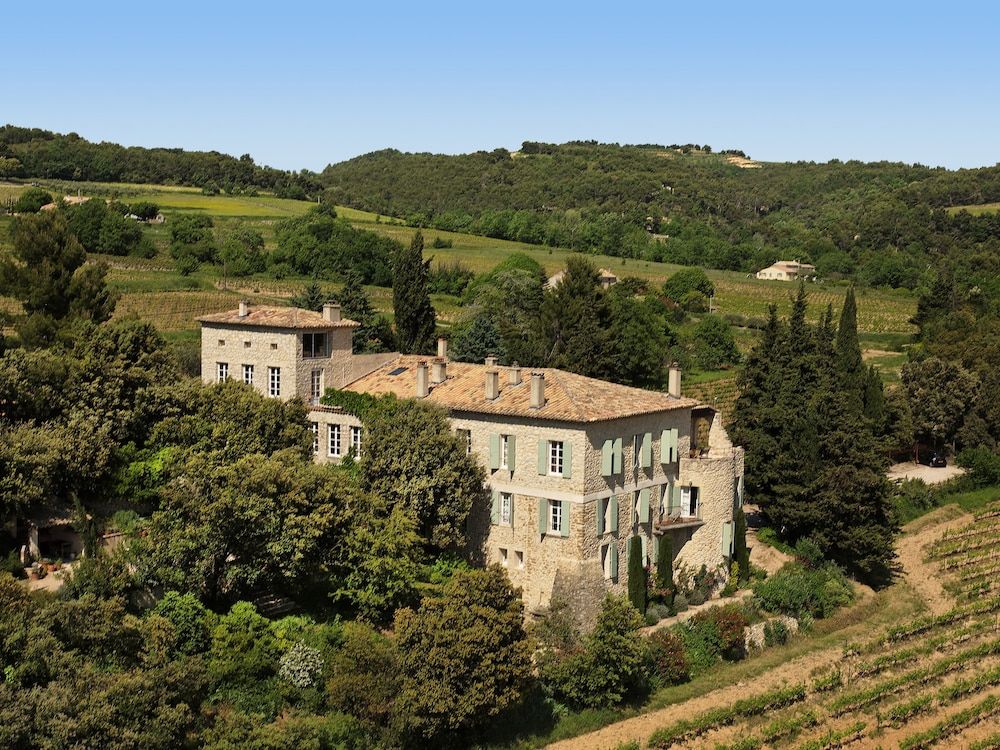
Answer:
[{"xmin": 6, "ymin": 1, "xmax": 999, "ymax": 170}]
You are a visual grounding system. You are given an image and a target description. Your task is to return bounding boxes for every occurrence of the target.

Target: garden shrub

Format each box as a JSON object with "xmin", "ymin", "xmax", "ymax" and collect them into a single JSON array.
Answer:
[
  {"xmin": 677, "ymin": 617, "xmax": 722, "ymax": 676},
  {"xmin": 695, "ymin": 604, "xmax": 749, "ymax": 660},
  {"xmin": 327, "ymin": 621, "xmax": 400, "ymax": 730},
  {"xmin": 153, "ymin": 591, "xmax": 215, "ymax": 656},
  {"xmin": 278, "ymin": 642, "xmax": 325, "ymax": 689},
  {"xmin": 764, "ymin": 619, "xmax": 790, "ymax": 646},
  {"xmin": 752, "ymin": 562, "xmax": 854, "ymax": 620},
  {"xmin": 646, "ymin": 629, "xmax": 690, "ymax": 685}
]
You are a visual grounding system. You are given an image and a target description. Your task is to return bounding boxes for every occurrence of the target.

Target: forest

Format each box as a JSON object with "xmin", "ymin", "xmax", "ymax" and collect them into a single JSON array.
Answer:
[{"xmin": 319, "ymin": 141, "xmax": 1000, "ymax": 289}]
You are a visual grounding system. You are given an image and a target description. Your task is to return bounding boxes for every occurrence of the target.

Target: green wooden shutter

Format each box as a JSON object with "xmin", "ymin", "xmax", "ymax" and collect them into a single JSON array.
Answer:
[
  {"xmin": 563, "ymin": 441, "xmax": 572, "ymax": 478},
  {"xmin": 671, "ymin": 428, "xmax": 679, "ymax": 461},
  {"xmin": 538, "ymin": 498, "xmax": 547, "ymax": 534},
  {"xmin": 641, "ymin": 432, "xmax": 652, "ymax": 468},
  {"xmin": 489, "ymin": 433, "xmax": 500, "ymax": 470},
  {"xmin": 722, "ymin": 521, "xmax": 734, "ymax": 557},
  {"xmin": 660, "ymin": 429, "xmax": 670, "ymax": 464},
  {"xmin": 609, "ymin": 495, "xmax": 619, "ymax": 533},
  {"xmin": 639, "ymin": 488, "xmax": 650, "ymax": 523},
  {"xmin": 669, "ymin": 485, "xmax": 680, "ymax": 515},
  {"xmin": 613, "ymin": 437, "xmax": 623, "ymax": 474},
  {"xmin": 641, "ymin": 534, "xmax": 648, "ymax": 562},
  {"xmin": 601, "ymin": 439, "xmax": 613, "ymax": 476},
  {"xmin": 491, "ymin": 490, "xmax": 500, "ymax": 525},
  {"xmin": 537, "ymin": 440, "xmax": 548, "ymax": 475},
  {"xmin": 597, "ymin": 499, "xmax": 605, "ymax": 536},
  {"xmin": 737, "ymin": 475, "xmax": 744, "ymax": 506},
  {"xmin": 609, "ymin": 540, "xmax": 619, "ymax": 579},
  {"xmin": 507, "ymin": 435, "xmax": 516, "ymax": 472},
  {"xmin": 560, "ymin": 501, "xmax": 570, "ymax": 537}
]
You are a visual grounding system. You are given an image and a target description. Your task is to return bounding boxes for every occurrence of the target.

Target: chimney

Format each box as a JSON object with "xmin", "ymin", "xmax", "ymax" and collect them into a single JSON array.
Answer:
[
  {"xmin": 431, "ymin": 357, "xmax": 447, "ymax": 384},
  {"xmin": 485, "ymin": 368, "xmax": 499, "ymax": 400},
  {"xmin": 530, "ymin": 371, "xmax": 545, "ymax": 409},
  {"xmin": 322, "ymin": 303, "xmax": 341, "ymax": 322},
  {"xmin": 485, "ymin": 355, "xmax": 498, "ymax": 368},
  {"xmin": 415, "ymin": 361, "xmax": 429, "ymax": 398},
  {"xmin": 437, "ymin": 337, "xmax": 448, "ymax": 359},
  {"xmin": 668, "ymin": 363, "xmax": 682, "ymax": 398},
  {"xmin": 238, "ymin": 300, "xmax": 249, "ymax": 317},
  {"xmin": 508, "ymin": 362, "xmax": 522, "ymax": 386}
]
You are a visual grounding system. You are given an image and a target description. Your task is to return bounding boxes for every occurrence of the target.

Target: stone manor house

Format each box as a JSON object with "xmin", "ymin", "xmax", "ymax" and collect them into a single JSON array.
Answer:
[{"xmin": 199, "ymin": 301, "xmax": 745, "ymax": 618}]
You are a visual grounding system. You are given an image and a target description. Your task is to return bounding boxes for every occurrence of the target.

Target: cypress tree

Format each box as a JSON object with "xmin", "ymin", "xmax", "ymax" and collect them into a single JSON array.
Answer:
[
  {"xmin": 392, "ymin": 231, "xmax": 437, "ymax": 354},
  {"xmin": 835, "ymin": 287, "xmax": 866, "ymax": 410},
  {"xmin": 626, "ymin": 537, "xmax": 647, "ymax": 614},
  {"xmin": 734, "ymin": 507, "xmax": 750, "ymax": 583},
  {"xmin": 655, "ymin": 534, "xmax": 673, "ymax": 595}
]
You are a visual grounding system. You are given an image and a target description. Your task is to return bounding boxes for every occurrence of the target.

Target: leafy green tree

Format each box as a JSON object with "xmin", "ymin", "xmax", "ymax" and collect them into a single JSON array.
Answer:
[
  {"xmin": 97, "ymin": 210, "xmax": 144, "ymax": 256},
  {"xmin": 336, "ymin": 272, "xmax": 395, "ymax": 353},
  {"xmin": 691, "ymin": 315, "xmax": 741, "ymax": 370},
  {"xmin": 207, "ymin": 601, "xmax": 280, "ymax": 687},
  {"xmin": 0, "ymin": 211, "xmax": 117, "ymax": 346},
  {"xmin": 66, "ymin": 197, "xmax": 108, "ymax": 250},
  {"xmin": 902, "ymin": 356, "xmax": 977, "ymax": 451},
  {"xmin": 326, "ymin": 621, "xmax": 401, "ymax": 733},
  {"xmin": 451, "ymin": 313, "xmax": 507, "ymax": 364},
  {"xmin": 12, "ymin": 187, "xmax": 52, "ymax": 213},
  {"xmin": 152, "ymin": 591, "xmax": 216, "ymax": 656},
  {"xmin": 606, "ymin": 290, "xmax": 672, "ymax": 388},
  {"xmin": 290, "ymin": 281, "xmax": 329, "ymax": 311},
  {"xmin": 662, "ymin": 267, "xmax": 714, "ymax": 301},
  {"xmin": 219, "ymin": 226, "xmax": 266, "ymax": 277},
  {"xmin": 627, "ymin": 537, "xmax": 646, "ymax": 613},
  {"xmin": 361, "ymin": 398, "xmax": 485, "ymax": 550},
  {"xmin": 394, "ymin": 566, "xmax": 532, "ymax": 742},
  {"xmin": 169, "ymin": 214, "xmax": 217, "ymax": 267},
  {"xmin": 539, "ymin": 256, "xmax": 614, "ymax": 378},
  {"xmin": 392, "ymin": 231, "xmax": 437, "ymax": 354}
]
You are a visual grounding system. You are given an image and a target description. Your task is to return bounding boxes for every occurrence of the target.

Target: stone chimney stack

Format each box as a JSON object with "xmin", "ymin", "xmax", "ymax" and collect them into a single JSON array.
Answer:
[
  {"xmin": 431, "ymin": 357, "xmax": 447, "ymax": 384},
  {"xmin": 485, "ymin": 355, "xmax": 498, "ymax": 368},
  {"xmin": 508, "ymin": 362, "xmax": 522, "ymax": 386},
  {"xmin": 437, "ymin": 337, "xmax": 448, "ymax": 359},
  {"xmin": 322, "ymin": 303, "xmax": 342, "ymax": 322},
  {"xmin": 238, "ymin": 300, "xmax": 249, "ymax": 318},
  {"xmin": 415, "ymin": 361, "xmax": 429, "ymax": 398},
  {"xmin": 530, "ymin": 371, "xmax": 545, "ymax": 409},
  {"xmin": 485, "ymin": 368, "xmax": 499, "ymax": 400},
  {"xmin": 668, "ymin": 363, "xmax": 682, "ymax": 398}
]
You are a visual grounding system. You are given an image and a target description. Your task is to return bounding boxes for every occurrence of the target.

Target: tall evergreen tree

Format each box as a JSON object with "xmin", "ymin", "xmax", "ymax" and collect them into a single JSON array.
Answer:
[
  {"xmin": 392, "ymin": 231, "xmax": 436, "ymax": 354},
  {"xmin": 626, "ymin": 537, "xmax": 646, "ymax": 614},
  {"xmin": 835, "ymin": 287, "xmax": 866, "ymax": 410},
  {"xmin": 338, "ymin": 272, "xmax": 395, "ymax": 353}
]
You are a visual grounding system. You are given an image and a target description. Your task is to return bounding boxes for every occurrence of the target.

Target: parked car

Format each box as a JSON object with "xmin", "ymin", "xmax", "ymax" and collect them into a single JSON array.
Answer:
[{"xmin": 918, "ymin": 450, "xmax": 948, "ymax": 467}]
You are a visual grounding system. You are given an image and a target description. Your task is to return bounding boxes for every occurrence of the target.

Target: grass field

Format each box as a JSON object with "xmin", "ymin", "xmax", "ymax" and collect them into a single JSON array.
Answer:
[
  {"xmin": 2, "ymin": 182, "xmax": 919, "ymax": 348},
  {"xmin": 946, "ymin": 202, "xmax": 1000, "ymax": 216}
]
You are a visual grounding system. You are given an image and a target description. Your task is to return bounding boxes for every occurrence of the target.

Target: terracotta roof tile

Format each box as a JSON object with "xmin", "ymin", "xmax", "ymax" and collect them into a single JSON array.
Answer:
[
  {"xmin": 344, "ymin": 356, "xmax": 698, "ymax": 423},
  {"xmin": 197, "ymin": 305, "xmax": 358, "ymax": 330}
]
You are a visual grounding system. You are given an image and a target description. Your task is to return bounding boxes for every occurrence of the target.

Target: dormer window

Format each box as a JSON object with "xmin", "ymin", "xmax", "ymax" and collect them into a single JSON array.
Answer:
[{"xmin": 302, "ymin": 332, "xmax": 328, "ymax": 358}]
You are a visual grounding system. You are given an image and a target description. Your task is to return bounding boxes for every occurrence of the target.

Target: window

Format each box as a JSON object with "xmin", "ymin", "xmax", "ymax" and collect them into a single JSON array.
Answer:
[
  {"xmin": 302, "ymin": 332, "xmax": 328, "ymax": 358},
  {"xmin": 515, "ymin": 550, "xmax": 524, "ymax": 569},
  {"xmin": 500, "ymin": 434, "xmax": 511, "ymax": 469},
  {"xmin": 549, "ymin": 499, "xmax": 563, "ymax": 534},
  {"xmin": 242, "ymin": 364, "xmax": 254, "ymax": 385},
  {"xmin": 457, "ymin": 429, "xmax": 472, "ymax": 455},
  {"xmin": 243, "ymin": 340, "xmax": 251, "ymax": 348},
  {"xmin": 500, "ymin": 492, "xmax": 512, "ymax": 526},
  {"xmin": 601, "ymin": 543, "xmax": 613, "ymax": 579},
  {"xmin": 217, "ymin": 339, "xmax": 225, "ymax": 346},
  {"xmin": 216, "ymin": 362, "xmax": 229, "ymax": 383},
  {"xmin": 270, "ymin": 343, "xmax": 278, "ymax": 350},
  {"xmin": 548, "ymin": 440, "xmax": 564, "ymax": 476},
  {"xmin": 328, "ymin": 424, "xmax": 341, "ymax": 457},
  {"xmin": 499, "ymin": 548, "xmax": 508, "ymax": 567},
  {"xmin": 310, "ymin": 369, "xmax": 323, "ymax": 404},
  {"xmin": 310, "ymin": 422, "xmax": 319, "ymax": 454},
  {"xmin": 681, "ymin": 486, "xmax": 700, "ymax": 517},
  {"xmin": 268, "ymin": 367, "xmax": 281, "ymax": 397},
  {"xmin": 602, "ymin": 497, "xmax": 613, "ymax": 533},
  {"xmin": 350, "ymin": 425, "xmax": 362, "ymax": 455}
]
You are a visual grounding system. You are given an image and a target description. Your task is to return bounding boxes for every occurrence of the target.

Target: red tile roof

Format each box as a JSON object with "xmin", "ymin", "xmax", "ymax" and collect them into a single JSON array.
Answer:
[
  {"xmin": 344, "ymin": 355, "xmax": 698, "ymax": 423},
  {"xmin": 197, "ymin": 305, "xmax": 358, "ymax": 330}
]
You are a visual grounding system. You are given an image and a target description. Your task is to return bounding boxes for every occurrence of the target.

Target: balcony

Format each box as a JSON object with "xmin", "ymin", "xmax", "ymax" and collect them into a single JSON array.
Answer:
[{"xmin": 654, "ymin": 506, "xmax": 703, "ymax": 533}]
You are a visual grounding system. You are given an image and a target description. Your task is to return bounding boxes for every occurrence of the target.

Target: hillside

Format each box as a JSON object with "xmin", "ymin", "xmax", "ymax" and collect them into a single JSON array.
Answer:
[{"xmin": 320, "ymin": 141, "xmax": 1000, "ymax": 288}]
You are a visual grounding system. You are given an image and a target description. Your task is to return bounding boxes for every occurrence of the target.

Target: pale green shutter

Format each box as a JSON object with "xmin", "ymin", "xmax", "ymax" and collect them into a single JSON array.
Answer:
[
  {"xmin": 507, "ymin": 435, "xmax": 516, "ymax": 472},
  {"xmin": 489, "ymin": 434, "xmax": 500, "ymax": 470},
  {"xmin": 737, "ymin": 475, "xmax": 744, "ymax": 506},
  {"xmin": 660, "ymin": 429, "xmax": 670, "ymax": 465},
  {"xmin": 641, "ymin": 432, "xmax": 652, "ymax": 468},
  {"xmin": 641, "ymin": 534, "xmax": 648, "ymax": 562},
  {"xmin": 560, "ymin": 501, "xmax": 570, "ymax": 537},
  {"xmin": 609, "ymin": 495, "xmax": 619, "ymax": 533},
  {"xmin": 613, "ymin": 437, "xmax": 623, "ymax": 473},
  {"xmin": 610, "ymin": 540, "xmax": 619, "ymax": 579},
  {"xmin": 563, "ymin": 441, "xmax": 572, "ymax": 478},
  {"xmin": 597, "ymin": 499, "xmax": 605, "ymax": 535},
  {"xmin": 722, "ymin": 521, "xmax": 734, "ymax": 557},
  {"xmin": 601, "ymin": 440, "xmax": 613, "ymax": 476},
  {"xmin": 537, "ymin": 440, "xmax": 548, "ymax": 475},
  {"xmin": 639, "ymin": 488, "xmax": 650, "ymax": 523},
  {"xmin": 671, "ymin": 428, "xmax": 679, "ymax": 461},
  {"xmin": 538, "ymin": 498, "xmax": 547, "ymax": 534},
  {"xmin": 491, "ymin": 490, "xmax": 500, "ymax": 525},
  {"xmin": 669, "ymin": 485, "xmax": 680, "ymax": 515}
]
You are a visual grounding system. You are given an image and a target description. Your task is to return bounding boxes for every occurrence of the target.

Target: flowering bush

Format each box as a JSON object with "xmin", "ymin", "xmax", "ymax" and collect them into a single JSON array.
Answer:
[{"xmin": 279, "ymin": 641, "xmax": 325, "ymax": 689}]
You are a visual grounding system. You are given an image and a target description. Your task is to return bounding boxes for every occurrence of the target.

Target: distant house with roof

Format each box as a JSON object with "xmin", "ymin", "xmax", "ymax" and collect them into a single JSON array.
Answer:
[
  {"xmin": 756, "ymin": 260, "xmax": 817, "ymax": 281},
  {"xmin": 198, "ymin": 302, "xmax": 744, "ymax": 622},
  {"xmin": 547, "ymin": 267, "xmax": 619, "ymax": 290}
]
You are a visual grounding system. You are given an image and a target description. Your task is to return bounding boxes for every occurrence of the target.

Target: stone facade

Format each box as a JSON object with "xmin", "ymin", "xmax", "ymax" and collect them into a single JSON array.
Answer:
[{"xmin": 199, "ymin": 304, "xmax": 745, "ymax": 626}]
